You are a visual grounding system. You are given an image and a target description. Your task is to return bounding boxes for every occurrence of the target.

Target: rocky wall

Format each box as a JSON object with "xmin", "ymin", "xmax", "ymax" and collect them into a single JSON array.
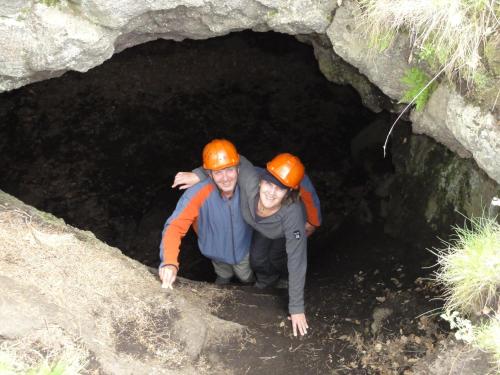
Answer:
[
  {"xmin": 325, "ymin": 0, "xmax": 499, "ymax": 185},
  {"xmin": 385, "ymin": 132, "xmax": 500, "ymax": 248}
]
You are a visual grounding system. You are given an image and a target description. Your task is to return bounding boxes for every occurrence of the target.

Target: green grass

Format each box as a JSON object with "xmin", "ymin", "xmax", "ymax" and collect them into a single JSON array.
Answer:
[
  {"xmin": 0, "ymin": 349, "xmax": 85, "ymax": 375},
  {"xmin": 431, "ymin": 214, "xmax": 500, "ymax": 315},
  {"xmin": 0, "ymin": 359, "xmax": 76, "ymax": 375}
]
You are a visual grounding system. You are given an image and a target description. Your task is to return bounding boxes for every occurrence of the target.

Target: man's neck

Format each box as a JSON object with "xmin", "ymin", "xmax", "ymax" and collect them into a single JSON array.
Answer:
[{"xmin": 221, "ymin": 190, "xmax": 234, "ymax": 200}]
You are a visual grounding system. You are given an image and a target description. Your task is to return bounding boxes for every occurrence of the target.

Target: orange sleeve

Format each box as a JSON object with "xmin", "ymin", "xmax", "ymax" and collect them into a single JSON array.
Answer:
[
  {"xmin": 300, "ymin": 187, "xmax": 321, "ymax": 227},
  {"xmin": 161, "ymin": 184, "xmax": 213, "ymax": 268}
]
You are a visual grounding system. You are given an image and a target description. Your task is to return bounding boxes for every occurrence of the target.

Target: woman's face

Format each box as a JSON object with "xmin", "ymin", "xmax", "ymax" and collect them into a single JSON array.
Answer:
[{"xmin": 259, "ymin": 179, "xmax": 288, "ymax": 211}]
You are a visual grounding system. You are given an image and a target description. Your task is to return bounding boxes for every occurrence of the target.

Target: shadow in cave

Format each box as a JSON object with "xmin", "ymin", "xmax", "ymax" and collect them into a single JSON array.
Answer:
[{"xmin": 0, "ymin": 31, "xmax": 441, "ymax": 373}]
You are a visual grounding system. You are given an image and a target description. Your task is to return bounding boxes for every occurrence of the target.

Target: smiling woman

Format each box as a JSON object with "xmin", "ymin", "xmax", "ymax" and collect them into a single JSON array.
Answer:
[{"xmin": 257, "ymin": 178, "xmax": 289, "ymax": 216}]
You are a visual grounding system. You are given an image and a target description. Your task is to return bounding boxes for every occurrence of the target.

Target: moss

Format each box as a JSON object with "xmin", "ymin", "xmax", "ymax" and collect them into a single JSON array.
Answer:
[
  {"xmin": 266, "ymin": 9, "xmax": 279, "ymax": 18},
  {"xmin": 399, "ymin": 68, "xmax": 437, "ymax": 111},
  {"xmin": 39, "ymin": 0, "xmax": 61, "ymax": 6}
]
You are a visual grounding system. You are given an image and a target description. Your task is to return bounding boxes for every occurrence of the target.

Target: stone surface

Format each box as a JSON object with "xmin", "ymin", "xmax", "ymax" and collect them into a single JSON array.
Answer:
[
  {"xmin": 299, "ymin": 33, "xmax": 388, "ymax": 113},
  {"xmin": 412, "ymin": 84, "xmax": 500, "ymax": 183},
  {"xmin": 0, "ymin": 0, "xmax": 337, "ymax": 91},
  {"xmin": 326, "ymin": 0, "xmax": 499, "ymax": 184},
  {"xmin": 385, "ymin": 133, "xmax": 500, "ymax": 248},
  {"xmin": 327, "ymin": 0, "xmax": 411, "ymax": 101}
]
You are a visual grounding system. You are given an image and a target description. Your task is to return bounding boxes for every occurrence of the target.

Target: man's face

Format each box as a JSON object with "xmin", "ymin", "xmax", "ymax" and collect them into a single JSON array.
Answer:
[{"xmin": 210, "ymin": 166, "xmax": 238, "ymax": 196}]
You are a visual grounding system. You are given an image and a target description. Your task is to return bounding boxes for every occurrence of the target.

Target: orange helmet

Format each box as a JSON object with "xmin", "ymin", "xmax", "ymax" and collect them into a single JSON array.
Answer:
[
  {"xmin": 266, "ymin": 153, "xmax": 305, "ymax": 189},
  {"xmin": 202, "ymin": 139, "xmax": 240, "ymax": 171}
]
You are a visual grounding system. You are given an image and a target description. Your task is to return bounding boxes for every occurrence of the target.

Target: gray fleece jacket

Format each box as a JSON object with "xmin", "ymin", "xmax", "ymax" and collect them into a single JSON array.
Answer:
[{"xmin": 194, "ymin": 155, "xmax": 308, "ymax": 314}]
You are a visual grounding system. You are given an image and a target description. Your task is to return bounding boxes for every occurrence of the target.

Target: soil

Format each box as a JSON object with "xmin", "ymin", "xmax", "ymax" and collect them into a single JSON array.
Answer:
[{"xmin": 203, "ymin": 221, "xmax": 447, "ymax": 375}]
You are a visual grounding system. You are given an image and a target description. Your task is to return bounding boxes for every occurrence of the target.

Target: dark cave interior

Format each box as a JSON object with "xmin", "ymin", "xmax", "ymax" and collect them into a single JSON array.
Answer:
[{"xmin": 0, "ymin": 31, "xmax": 427, "ymax": 284}]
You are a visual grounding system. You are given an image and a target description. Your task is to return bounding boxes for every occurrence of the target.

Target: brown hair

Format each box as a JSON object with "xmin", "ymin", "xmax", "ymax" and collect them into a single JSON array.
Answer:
[{"xmin": 282, "ymin": 189, "xmax": 300, "ymax": 206}]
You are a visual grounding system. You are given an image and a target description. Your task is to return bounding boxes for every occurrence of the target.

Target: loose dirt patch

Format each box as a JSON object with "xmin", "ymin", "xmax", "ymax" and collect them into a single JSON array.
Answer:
[{"xmin": 0, "ymin": 191, "xmax": 243, "ymax": 374}]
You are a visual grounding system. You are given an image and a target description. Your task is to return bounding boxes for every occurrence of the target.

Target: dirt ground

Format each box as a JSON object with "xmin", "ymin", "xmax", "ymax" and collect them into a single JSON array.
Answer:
[
  {"xmin": 201, "ymin": 222, "xmax": 448, "ymax": 375},
  {"xmin": 0, "ymin": 190, "xmax": 242, "ymax": 375}
]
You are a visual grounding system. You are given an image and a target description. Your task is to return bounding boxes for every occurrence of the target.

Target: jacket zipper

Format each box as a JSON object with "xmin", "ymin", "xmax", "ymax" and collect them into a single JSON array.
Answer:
[{"xmin": 228, "ymin": 199, "xmax": 237, "ymax": 264}]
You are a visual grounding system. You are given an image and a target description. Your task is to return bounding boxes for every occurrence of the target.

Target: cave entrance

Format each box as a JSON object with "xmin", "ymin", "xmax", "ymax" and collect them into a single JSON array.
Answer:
[
  {"xmin": 0, "ymin": 30, "xmax": 444, "ymax": 371},
  {"xmin": 0, "ymin": 30, "xmax": 431, "ymax": 288}
]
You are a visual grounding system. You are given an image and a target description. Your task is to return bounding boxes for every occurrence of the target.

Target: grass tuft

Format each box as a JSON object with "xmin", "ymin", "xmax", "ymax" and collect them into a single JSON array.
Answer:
[
  {"xmin": 474, "ymin": 314, "xmax": 500, "ymax": 370},
  {"xmin": 432, "ymin": 213, "xmax": 500, "ymax": 370},
  {"xmin": 431, "ymin": 214, "xmax": 500, "ymax": 316},
  {"xmin": 359, "ymin": 0, "xmax": 500, "ymax": 86}
]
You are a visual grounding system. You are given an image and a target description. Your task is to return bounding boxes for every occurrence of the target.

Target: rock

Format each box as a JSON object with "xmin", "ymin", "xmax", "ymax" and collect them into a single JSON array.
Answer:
[
  {"xmin": 325, "ymin": 0, "xmax": 500, "ymax": 185},
  {"xmin": 327, "ymin": 0, "xmax": 411, "ymax": 101},
  {"xmin": 385, "ymin": 134, "xmax": 500, "ymax": 248},
  {"xmin": 371, "ymin": 307, "xmax": 393, "ymax": 335},
  {"xmin": 0, "ymin": 0, "xmax": 337, "ymax": 92},
  {"xmin": 300, "ymin": 33, "xmax": 387, "ymax": 112},
  {"xmin": 350, "ymin": 119, "xmax": 390, "ymax": 161},
  {"xmin": 412, "ymin": 84, "xmax": 500, "ymax": 184}
]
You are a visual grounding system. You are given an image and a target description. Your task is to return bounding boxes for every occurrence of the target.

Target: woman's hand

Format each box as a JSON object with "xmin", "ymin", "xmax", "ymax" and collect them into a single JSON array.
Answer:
[
  {"xmin": 172, "ymin": 172, "xmax": 200, "ymax": 190},
  {"xmin": 289, "ymin": 313, "xmax": 309, "ymax": 336}
]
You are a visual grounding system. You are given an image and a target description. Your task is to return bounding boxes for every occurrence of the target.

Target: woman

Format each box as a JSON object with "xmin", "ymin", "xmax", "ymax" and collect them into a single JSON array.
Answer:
[{"xmin": 174, "ymin": 149, "xmax": 321, "ymax": 337}]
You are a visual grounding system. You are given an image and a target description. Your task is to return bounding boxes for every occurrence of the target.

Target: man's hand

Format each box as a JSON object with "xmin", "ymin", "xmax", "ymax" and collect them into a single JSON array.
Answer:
[
  {"xmin": 288, "ymin": 313, "xmax": 309, "ymax": 336},
  {"xmin": 305, "ymin": 222, "xmax": 316, "ymax": 237},
  {"xmin": 172, "ymin": 172, "xmax": 200, "ymax": 190},
  {"xmin": 159, "ymin": 265, "xmax": 178, "ymax": 289}
]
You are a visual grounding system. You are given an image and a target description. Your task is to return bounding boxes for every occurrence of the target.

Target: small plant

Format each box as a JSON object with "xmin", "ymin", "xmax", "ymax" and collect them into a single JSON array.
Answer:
[
  {"xmin": 475, "ymin": 315, "xmax": 500, "ymax": 365},
  {"xmin": 358, "ymin": 0, "xmax": 499, "ymax": 86},
  {"xmin": 399, "ymin": 67, "xmax": 437, "ymax": 111},
  {"xmin": 441, "ymin": 311, "xmax": 500, "ymax": 371},
  {"xmin": 0, "ymin": 345, "xmax": 86, "ymax": 375},
  {"xmin": 431, "ymin": 213, "xmax": 500, "ymax": 370},
  {"xmin": 431, "ymin": 214, "xmax": 500, "ymax": 316},
  {"xmin": 39, "ymin": 0, "xmax": 61, "ymax": 7}
]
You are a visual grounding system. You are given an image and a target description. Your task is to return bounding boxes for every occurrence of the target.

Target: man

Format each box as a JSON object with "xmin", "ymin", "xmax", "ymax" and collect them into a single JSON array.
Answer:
[{"xmin": 159, "ymin": 139, "xmax": 254, "ymax": 288}]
